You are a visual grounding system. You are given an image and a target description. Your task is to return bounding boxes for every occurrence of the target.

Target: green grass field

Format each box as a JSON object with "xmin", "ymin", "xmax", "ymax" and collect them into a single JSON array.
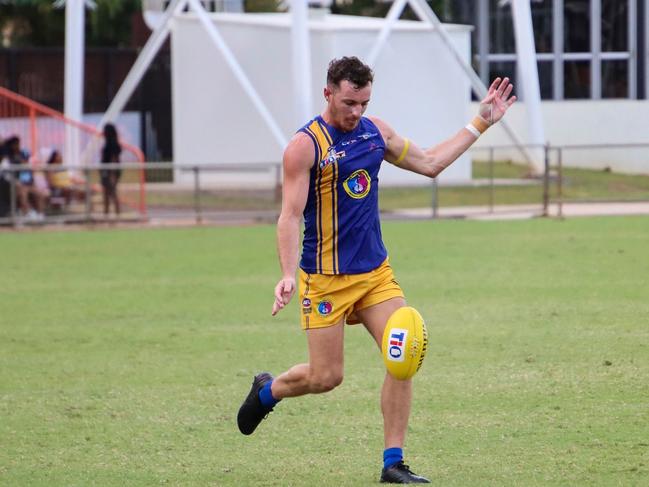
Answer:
[
  {"xmin": 1, "ymin": 218, "xmax": 648, "ymax": 486},
  {"xmin": 378, "ymin": 162, "xmax": 649, "ymax": 210}
]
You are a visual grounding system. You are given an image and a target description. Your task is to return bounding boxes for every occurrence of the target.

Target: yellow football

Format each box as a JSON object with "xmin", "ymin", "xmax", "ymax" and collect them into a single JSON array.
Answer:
[{"xmin": 381, "ymin": 307, "xmax": 428, "ymax": 380}]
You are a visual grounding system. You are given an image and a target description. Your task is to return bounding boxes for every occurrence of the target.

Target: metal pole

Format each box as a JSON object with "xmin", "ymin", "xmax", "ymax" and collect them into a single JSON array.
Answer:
[
  {"xmin": 98, "ymin": 0, "xmax": 186, "ymax": 128},
  {"xmin": 542, "ymin": 143, "xmax": 550, "ymax": 217},
  {"xmin": 29, "ymin": 107, "xmax": 38, "ymax": 158},
  {"xmin": 290, "ymin": 0, "xmax": 313, "ymax": 124},
  {"xmin": 431, "ymin": 178, "xmax": 439, "ymax": 219},
  {"xmin": 9, "ymin": 175, "xmax": 17, "ymax": 227},
  {"xmin": 645, "ymin": 0, "xmax": 649, "ymax": 99},
  {"xmin": 488, "ymin": 146, "xmax": 495, "ymax": 213},
  {"xmin": 193, "ymin": 166, "xmax": 202, "ymax": 224},
  {"xmin": 274, "ymin": 163, "xmax": 282, "ymax": 204},
  {"xmin": 557, "ymin": 147, "xmax": 563, "ymax": 219},
  {"xmin": 64, "ymin": 0, "xmax": 84, "ymax": 169},
  {"xmin": 84, "ymin": 167, "xmax": 92, "ymax": 222},
  {"xmin": 478, "ymin": 0, "xmax": 489, "ymax": 84},
  {"xmin": 591, "ymin": 0, "xmax": 602, "ymax": 99},
  {"xmin": 367, "ymin": 0, "xmax": 409, "ymax": 67},
  {"xmin": 511, "ymin": 0, "xmax": 546, "ymax": 171},
  {"xmin": 628, "ymin": 0, "xmax": 637, "ymax": 98}
]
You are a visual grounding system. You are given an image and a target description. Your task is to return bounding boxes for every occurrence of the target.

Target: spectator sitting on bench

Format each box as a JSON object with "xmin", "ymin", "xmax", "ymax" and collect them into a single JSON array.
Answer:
[
  {"xmin": 0, "ymin": 136, "xmax": 11, "ymax": 217},
  {"xmin": 42, "ymin": 148, "xmax": 94, "ymax": 209},
  {"xmin": 2, "ymin": 136, "xmax": 47, "ymax": 221}
]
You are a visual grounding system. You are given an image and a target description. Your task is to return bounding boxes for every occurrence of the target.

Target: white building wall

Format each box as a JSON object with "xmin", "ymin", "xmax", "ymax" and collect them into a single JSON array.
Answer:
[
  {"xmin": 474, "ymin": 100, "xmax": 649, "ymax": 174},
  {"xmin": 171, "ymin": 12, "xmax": 473, "ymax": 187}
]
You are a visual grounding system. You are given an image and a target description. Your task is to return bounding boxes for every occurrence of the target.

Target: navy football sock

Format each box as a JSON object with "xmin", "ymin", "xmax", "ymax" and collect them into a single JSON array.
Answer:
[
  {"xmin": 258, "ymin": 380, "xmax": 280, "ymax": 410},
  {"xmin": 383, "ymin": 447, "xmax": 403, "ymax": 469}
]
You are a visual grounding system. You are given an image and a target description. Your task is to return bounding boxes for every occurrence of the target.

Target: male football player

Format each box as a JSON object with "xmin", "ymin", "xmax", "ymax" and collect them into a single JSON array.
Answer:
[{"xmin": 238, "ymin": 57, "xmax": 515, "ymax": 483}]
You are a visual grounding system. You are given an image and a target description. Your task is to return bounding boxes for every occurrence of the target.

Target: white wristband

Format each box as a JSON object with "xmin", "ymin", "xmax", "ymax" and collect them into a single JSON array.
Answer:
[{"xmin": 465, "ymin": 123, "xmax": 481, "ymax": 138}]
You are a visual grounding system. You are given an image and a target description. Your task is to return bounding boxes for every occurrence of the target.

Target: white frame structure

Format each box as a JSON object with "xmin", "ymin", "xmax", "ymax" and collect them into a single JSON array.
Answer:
[
  {"xmin": 65, "ymin": 0, "xmax": 545, "ymax": 170},
  {"xmin": 368, "ymin": 0, "xmax": 540, "ymax": 168},
  {"xmin": 63, "ymin": 0, "xmax": 86, "ymax": 168}
]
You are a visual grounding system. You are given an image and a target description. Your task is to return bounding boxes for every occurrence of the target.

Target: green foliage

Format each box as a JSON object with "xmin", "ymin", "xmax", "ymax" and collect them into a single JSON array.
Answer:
[
  {"xmin": 330, "ymin": 0, "xmax": 446, "ymax": 20},
  {"xmin": 1, "ymin": 218, "xmax": 648, "ymax": 485},
  {"xmin": 244, "ymin": 0, "xmax": 282, "ymax": 13},
  {"xmin": 87, "ymin": 0, "xmax": 140, "ymax": 47},
  {"xmin": 0, "ymin": 0, "xmax": 65, "ymax": 47},
  {"xmin": 330, "ymin": 0, "xmax": 394, "ymax": 17},
  {"xmin": 0, "ymin": 0, "xmax": 141, "ymax": 47}
]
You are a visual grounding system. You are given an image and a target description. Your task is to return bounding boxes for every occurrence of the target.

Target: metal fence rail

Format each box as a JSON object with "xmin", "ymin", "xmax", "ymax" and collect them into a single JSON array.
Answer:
[
  {"xmin": 465, "ymin": 142, "xmax": 649, "ymax": 220},
  {"xmin": 1, "ymin": 142, "xmax": 648, "ymax": 228},
  {"xmin": 0, "ymin": 162, "xmax": 282, "ymax": 227}
]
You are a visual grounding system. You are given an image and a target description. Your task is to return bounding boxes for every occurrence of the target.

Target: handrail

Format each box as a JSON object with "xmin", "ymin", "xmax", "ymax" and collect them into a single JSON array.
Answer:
[
  {"xmin": 0, "ymin": 85, "xmax": 145, "ymax": 162},
  {"xmin": 471, "ymin": 142, "xmax": 649, "ymax": 151},
  {"xmin": 0, "ymin": 85, "xmax": 147, "ymax": 215}
]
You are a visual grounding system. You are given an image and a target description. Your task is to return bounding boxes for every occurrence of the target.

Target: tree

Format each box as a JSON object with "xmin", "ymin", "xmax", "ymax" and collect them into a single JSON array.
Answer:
[
  {"xmin": 87, "ymin": 0, "xmax": 140, "ymax": 47},
  {"xmin": 330, "ymin": 0, "xmax": 448, "ymax": 21},
  {"xmin": 244, "ymin": 0, "xmax": 283, "ymax": 12},
  {"xmin": 0, "ymin": 0, "xmax": 141, "ymax": 48},
  {"xmin": 0, "ymin": 1, "xmax": 66, "ymax": 47}
]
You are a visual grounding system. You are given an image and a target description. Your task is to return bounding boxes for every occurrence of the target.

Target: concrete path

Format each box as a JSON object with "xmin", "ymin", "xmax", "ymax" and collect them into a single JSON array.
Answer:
[
  {"xmin": 386, "ymin": 201, "xmax": 649, "ymax": 221},
  {"xmin": 4, "ymin": 202, "xmax": 648, "ymax": 232}
]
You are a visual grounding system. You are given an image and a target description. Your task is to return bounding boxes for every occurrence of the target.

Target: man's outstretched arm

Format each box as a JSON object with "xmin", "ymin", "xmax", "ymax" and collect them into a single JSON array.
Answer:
[
  {"xmin": 371, "ymin": 77, "xmax": 516, "ymax": 179},
  {"xmin": 272, "ymin": 133, "xmax": 313, "ymax": 316}
]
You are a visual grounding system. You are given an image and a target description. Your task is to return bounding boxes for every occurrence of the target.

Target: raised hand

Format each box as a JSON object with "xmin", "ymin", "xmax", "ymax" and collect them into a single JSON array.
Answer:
[{"xmin": 478, "ymin": 77, "xmax": 517, "ymax": 125}]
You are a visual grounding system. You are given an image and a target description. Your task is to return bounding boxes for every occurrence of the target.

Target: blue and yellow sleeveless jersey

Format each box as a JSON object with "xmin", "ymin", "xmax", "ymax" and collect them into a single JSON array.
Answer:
[{"xmin": 298, "ymin": 115, "xmax": 388, "ymax": 275}]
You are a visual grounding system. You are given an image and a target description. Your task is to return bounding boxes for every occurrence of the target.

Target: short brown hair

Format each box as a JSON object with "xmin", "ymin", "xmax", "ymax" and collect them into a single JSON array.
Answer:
[{"xmin": 326, "ymin": 57, "xmax": 374, "ymax": 88}]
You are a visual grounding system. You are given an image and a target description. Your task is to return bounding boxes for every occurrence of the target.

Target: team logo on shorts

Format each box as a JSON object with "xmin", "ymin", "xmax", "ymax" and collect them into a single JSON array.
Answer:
[
  {"xmin": 386, "ymin": 328, "xmax": 408, "ymax": 363},
  {"xmin": 302, "ymin": 298, "xmax": 312, "ymax": 315},
  {"xmin": 317, "ymin": 299, "xmax": 334, "ymax": 316},
  {"xmin": 343, "ymin": 169, "xmax": 371, "ymax": 199}
]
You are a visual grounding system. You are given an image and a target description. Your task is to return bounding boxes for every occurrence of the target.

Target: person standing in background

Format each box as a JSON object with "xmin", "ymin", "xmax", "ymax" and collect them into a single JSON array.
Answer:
[{"xmin": 100, "ymin": 123, "xmax": 122, "ymax": 216}]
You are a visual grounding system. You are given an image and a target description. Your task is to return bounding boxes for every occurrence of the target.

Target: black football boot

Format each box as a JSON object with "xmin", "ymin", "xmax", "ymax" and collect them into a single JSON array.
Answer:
[{"xmin": 237, "ymin": 372, "xmax": 274, "ymax": 435}]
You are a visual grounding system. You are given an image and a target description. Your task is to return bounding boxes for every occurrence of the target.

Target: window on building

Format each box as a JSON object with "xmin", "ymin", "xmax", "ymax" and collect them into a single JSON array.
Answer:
[
  {"xmin": 489, "ymin": 1, "xmax": 516, "ymax": 54},
  {"xmin": 564, "ymin": 0, "xmax": 591, "ymax": 53},
  {"xmin": 564, "ymin": 61, "xmax": 591, "ymax": 98},
  {"xmin": 602, "ymin": 0, "xmax": 628, "ymax": 52},
  {"xmin": 532, "ymin": 1, "xmax": 553, "ymax": 53},
  {"xmin": 538, "ymin": 61, "xmax": 554, "ymax": 98},
  {"xmin": 447, "ymin": 0, "xmax": 641, "ymax": 100},
  {"xmin": 602, "ymin": 60, "xmax": 629, "ymax": 98},
  {"xmin": 489, "ymin": 61, "xmax": 516, "ymax": 87}
]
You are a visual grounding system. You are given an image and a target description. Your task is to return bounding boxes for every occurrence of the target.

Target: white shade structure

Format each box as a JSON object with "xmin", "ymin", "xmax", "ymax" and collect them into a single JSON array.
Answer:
[
  {"xmin": 171, "ymin": 11, "xmax": 474, "ymax": 187},
  {"xmin": 78, "ymin": 0, "xmax": 545, "ymax": 185}
]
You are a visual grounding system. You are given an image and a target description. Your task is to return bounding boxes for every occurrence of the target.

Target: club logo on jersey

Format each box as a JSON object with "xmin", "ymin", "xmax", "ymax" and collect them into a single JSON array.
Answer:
[
  {"xmin": 343, "ymin": 169, "xmax": 371, "ymax": 199},
  {"xmin": 386, "ymin": 328, "xmax": 408, "ymax": 362},
  {"xmin": 341, "ymin": 132, "xmax": 378, "ymax": 147},
  {"xmin": 317, "ymin": 299, "xmax": 334, "ymax": 316},
  {"xmin": 320, "ymin": 147, "xmax": 346, "ymax": 169}
]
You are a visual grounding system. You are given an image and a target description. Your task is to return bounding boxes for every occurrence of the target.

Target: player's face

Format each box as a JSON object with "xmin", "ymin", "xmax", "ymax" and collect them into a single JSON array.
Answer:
[{"xmin": 325, "ymin": 80, "xmax": 371, "ymax": 132}]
